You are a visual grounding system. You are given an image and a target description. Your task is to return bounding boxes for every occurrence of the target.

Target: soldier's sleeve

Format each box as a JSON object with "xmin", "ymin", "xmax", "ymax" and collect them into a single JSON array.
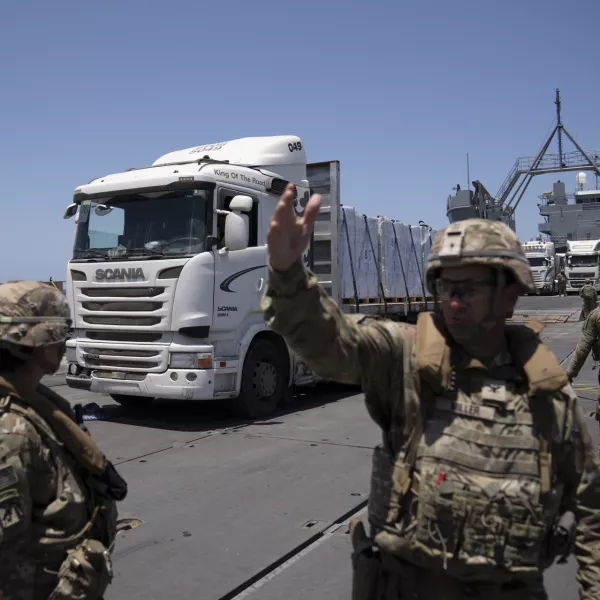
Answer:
[
  {"xmin": 0, "ymin": 413, "xmax": 47, "ymax": 598},
  {"xmin": 566, "ymin": 312, "xmax": 600, "ymax": 379},
  {"xmin": 559, "ymin": 393, "xmax": 600, "ymax": 599},
  {"xmin": 261, "ymin": 261, "xmax": 407, "ymax": 429}
]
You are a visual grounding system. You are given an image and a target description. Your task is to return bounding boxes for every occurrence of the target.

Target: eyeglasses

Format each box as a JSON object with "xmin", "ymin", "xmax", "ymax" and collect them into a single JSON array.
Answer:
[{"xmin": 435, "ymin": 277, "xmax": 496, "ymax": 302}]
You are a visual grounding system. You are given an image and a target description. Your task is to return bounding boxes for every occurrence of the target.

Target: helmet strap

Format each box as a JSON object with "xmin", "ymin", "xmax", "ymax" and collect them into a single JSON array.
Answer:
[
  {"xmin": 475, "ymin": 268, "xmax": 507, "ymax": 335},
  {"xmin": 33, "ymin": 342, "xmax": 66, "ymax": 375}
]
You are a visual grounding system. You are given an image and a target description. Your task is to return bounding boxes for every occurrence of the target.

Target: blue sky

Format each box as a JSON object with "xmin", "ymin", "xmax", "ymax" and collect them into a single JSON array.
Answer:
[{"xmin": 1, "ymin": 0, "xmax": 599, "ymax": 281}]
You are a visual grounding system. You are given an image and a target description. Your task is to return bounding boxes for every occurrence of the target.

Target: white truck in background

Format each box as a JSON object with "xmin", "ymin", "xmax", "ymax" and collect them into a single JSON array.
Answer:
[
  {"xmin": 521, "ymin": 241, "xmax": 556, "ymax": 295},
  {"xmin": 63, "ymin": 136, "xmax": 433, "ymax": 418},
  {"xmin": 566, "ymin": 239, "xmax": 600, "ymax": 292}
]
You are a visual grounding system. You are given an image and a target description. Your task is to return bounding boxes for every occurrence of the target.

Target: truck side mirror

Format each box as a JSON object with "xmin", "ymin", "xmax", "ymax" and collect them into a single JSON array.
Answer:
[
  {"xmin": 63, "ymin": 203, "xmax": 78, "ymax": 219},
  {"xmin": 224, "ymin": 195, "xmax": 252, "ymax": 251}
]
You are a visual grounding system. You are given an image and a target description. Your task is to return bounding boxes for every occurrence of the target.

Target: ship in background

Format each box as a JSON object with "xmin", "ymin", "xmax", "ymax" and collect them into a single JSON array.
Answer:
[
  {"xmin": 446, "ymin": 90, "xmax": 600, "ymax": 253},
  {"xmin": 538, "ymin": 172, "xmax": 600, "ymax": 252}
]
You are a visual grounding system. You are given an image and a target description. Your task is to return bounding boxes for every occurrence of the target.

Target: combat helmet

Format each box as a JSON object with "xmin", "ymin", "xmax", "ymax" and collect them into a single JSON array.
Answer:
[
  {"xmin": 425, "ymin": 219, "xmax": 535, "ymax": 294},
  {"xmin": 0, "ymin": 281, "xmax": 71, "ymax": 357}
]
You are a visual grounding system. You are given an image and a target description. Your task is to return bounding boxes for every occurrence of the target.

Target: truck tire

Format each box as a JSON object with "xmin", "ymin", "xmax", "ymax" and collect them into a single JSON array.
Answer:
[
  {"xmin": 110, "ymin": 394, "xmax": 152, "ymax": 409},
  {"xmin": 232, "ymin": 339, "xmax": 286, "ymax": 418}
]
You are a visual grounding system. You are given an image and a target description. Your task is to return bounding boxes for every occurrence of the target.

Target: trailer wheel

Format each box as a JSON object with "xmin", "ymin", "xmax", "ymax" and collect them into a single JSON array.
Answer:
[
  {"xmin": 232, "ymin": 339, "xmax": 285, "ymax": 418},
  {"xmin": 110, "ymin": 394, "xmax": 152, "ymax": 409}
]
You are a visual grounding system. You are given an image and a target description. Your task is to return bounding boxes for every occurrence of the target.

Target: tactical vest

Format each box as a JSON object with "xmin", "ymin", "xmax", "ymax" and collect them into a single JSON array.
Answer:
[
  {"xmin": 0, "ymin": 379, "xmax": 119, "ymax": 569},
  {"xmin": 367, "ymin": 313, "xmax": 569, "ymax": 582}
]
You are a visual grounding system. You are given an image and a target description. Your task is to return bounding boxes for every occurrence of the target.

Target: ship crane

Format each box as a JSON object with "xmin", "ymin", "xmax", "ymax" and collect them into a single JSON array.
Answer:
[{"xmin": 447, "ymin": 89, "xmax": 600, "ymax": 234}]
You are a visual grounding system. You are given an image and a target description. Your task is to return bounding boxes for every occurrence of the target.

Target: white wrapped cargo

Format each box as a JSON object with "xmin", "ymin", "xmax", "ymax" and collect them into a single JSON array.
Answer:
[
  {"xmin": 422, "ymin": 228, "xmax": 437, "ymax": 266},
  {"xmin": 402, "ymin": 226, "xmax": 423, "ymax": 297},
  {"xmin": 338, "ymin": 207, "xmax": 435, "ymax": 303},
  {"xmin": 339, "ymin": 207, "xmax": 381, "ymax": 300},
  {"xmin": 339, "ymin": 206, "xmax": 358, "ymax": 299},
  {"xmin": 378, "ymin": 217, "xmax": 408, "ymax": 298}
]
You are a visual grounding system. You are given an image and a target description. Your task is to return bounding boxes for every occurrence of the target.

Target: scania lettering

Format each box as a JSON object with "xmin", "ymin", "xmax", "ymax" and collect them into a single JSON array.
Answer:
[
  {"xmin": 566, "ymin": 239, "xmax": 600, "ymax": 292},
  {"xmin": 63, "ymin": 136, "xmax": 434, "ymax": 418},
  {"xmin": 522, "ymin": 241, "xmax": 556, "ymax": 295},
  {"xmin": 95, "ymin": 268, "xmax": 146, "ymax": 281}
]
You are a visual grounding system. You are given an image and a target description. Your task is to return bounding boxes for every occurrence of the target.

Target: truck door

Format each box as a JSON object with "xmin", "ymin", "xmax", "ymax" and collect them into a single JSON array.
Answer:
[{"xmin": 212, "ymin": 188, "xmax": 266, "ymax": 332}]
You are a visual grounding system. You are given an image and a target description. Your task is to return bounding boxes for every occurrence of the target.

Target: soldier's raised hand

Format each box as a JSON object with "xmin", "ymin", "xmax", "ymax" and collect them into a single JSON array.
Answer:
[{"xmin": 267, "ymin": 183, "xmax": 321, "ymax": 271}]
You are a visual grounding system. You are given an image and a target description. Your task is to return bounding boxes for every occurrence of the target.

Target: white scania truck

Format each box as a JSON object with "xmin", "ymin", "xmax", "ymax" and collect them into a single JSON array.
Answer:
[
  {"xmin": 63, "ymin": 136, "xmax": 432, "ymax": 417},
  {"xmin": 566, "ymin": 239, "xmax": 600, "ymax": 292},
  {"xmin": 521, "ymin": 241, "xmax": 556, "ymax": 295}
]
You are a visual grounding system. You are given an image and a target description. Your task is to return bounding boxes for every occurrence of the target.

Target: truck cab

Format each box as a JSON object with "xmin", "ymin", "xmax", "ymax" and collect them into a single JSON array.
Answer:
[
  {"xmin": 64, "ymin": 136, "xmax": 313, "ymax": 418},
  {"xmin": 566, "ymin": 239, "xmax": 600, "ymax": 292},
  {"xmin": 521, "ymin": 241, "xmax": 556, "ymax": 295}
]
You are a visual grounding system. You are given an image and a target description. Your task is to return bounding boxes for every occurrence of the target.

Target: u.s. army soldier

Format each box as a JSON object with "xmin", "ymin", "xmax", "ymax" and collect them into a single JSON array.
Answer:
[
  {"xmin": 0, "ymin": 281, "xmax": 128, "ymax": 599},
  {"xmin": 580, "ymin": 279, "xmax": 598, "ymax": 320},
  {"xmin": 261, "ymin": 184, "xmax": 600, "ymax": 600},
  {"xmin": 556, "ymin": 269, "xmax": 567, "ymax": 297},
  {"xmin": 566, "ymin": 305, "xmax": 600, "ymax": 456}
]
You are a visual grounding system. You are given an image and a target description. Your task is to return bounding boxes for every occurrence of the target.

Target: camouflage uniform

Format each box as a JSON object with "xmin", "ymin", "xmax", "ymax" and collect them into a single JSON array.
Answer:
[
  {"xmin": 262, "ymin": 219, "xmax": 600, "ymax": 599},
  {"xmin": 566, "ymin": 306, "xmax": 600, "ymax": 450},
  {"xmin": 580, "ymin": 280, "xmax": 598, "ymax": 320},
  {"xmin": 556, "ymin": 271, "xmax": 567, "ymax": 296},
  {"xmin": 0, "ymin": 281, "xmax": 127, "ymax": 599}
]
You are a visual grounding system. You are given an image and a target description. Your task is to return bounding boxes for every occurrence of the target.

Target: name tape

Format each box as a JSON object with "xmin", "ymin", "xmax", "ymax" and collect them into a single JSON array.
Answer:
[{"xmin": 436, "ymin": 398, "xmax": 496, "ymax": 421}]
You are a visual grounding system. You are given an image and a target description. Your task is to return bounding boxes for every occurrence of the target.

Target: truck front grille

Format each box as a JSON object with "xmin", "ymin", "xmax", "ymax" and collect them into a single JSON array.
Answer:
[
  {"xmin": 82, "ymin": 315, "xmax": 162, "ymax": 326},
  {"xmin": 86, "ymin": 331, "xmax": 162, "ymax": 342},
  {"xmin": 81, "ymin": 287, "xmax": 165, "ymax": 298},
  {"xmin": 82, "ymin": 347, "xmax": 160, "ymax": 358},
  {"xmin": 81, "ymin": 301, "xmax": 162, "ymax": 312},
  {"xmin": 76, "ymin": 285, "xmax": 171, "ymax": 331},
  {"xmin": 73, "ymin": 278, "xmax": 179, "ymax": 374},
  {"xmin": 78, "ymin": 343, "xmax": 168, "ymax": 373}
]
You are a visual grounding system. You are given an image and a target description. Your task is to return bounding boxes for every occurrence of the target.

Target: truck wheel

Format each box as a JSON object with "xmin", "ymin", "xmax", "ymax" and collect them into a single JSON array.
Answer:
[
  {"xmin": 110, "ymin": 394, "xmax": 151, "ymax": 409},
  {"xmin": 233, "ymin": 339, "xmax": 286, "ymax": 418}
]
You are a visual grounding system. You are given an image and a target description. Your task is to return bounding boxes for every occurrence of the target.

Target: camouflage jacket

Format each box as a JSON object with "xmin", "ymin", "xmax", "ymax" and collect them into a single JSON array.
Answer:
[
  {"xmin": 262, "ymin": 261, "xmax": 600, "ymax": 598},
  {"xmin": 0, "ymin": 377, "xmax": 117, "ymax": 600},
  {"xmin": 567, "ymin": 308, "xmax": 600, "ymax": 379}
]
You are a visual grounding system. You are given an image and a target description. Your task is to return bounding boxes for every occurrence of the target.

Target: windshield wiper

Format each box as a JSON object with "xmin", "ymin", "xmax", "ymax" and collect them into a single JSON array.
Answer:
[
  {"xmin": 73, "ymin": 249, "xmax": 109, "ymax": 260},
  {"xmin": 124, "ymin": 248, "xmax": 167, "ymax": 258}
]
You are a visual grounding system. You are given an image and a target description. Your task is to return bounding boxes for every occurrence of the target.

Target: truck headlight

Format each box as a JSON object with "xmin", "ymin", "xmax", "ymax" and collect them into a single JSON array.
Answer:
[{"xmin": 169, "ymin": 352, "xmax": 213, "ymax": 369}]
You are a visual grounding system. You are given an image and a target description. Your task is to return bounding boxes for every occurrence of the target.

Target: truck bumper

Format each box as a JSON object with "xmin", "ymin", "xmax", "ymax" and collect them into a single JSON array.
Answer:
[{"xmin": 66, "ymin": 368, "xmax": 220, "ymax": 400}]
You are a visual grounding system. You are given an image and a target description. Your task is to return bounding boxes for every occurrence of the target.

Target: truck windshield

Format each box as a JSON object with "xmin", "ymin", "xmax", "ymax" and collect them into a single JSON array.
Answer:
[
  {"xmin": 72, "ymin": 188, "xmax": 213, "ymax": 260},
  {"xmin": 569, "ymin": 255, "xmax": 599, "ymax": 267},
  {"xmin": 527, "ymin": 257, "xmax": 546, "ymax": 267}
]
